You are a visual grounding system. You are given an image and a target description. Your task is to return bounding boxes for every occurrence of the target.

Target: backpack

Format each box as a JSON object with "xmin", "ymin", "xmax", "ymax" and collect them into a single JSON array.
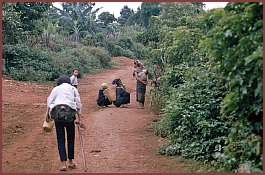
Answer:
[{"xmin": 50, "ymin": 105, "xmax": 76, "ymax": 123}]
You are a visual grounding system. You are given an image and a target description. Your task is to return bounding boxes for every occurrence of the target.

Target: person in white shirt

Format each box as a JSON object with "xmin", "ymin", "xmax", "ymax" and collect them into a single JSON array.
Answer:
[
  {"xmin": 70, "ymin": 68, "xmax": 79, "ymax": 89},
  {"xmin": 46, "ymin": 75, "xmax": 84, "ymax": 171}
]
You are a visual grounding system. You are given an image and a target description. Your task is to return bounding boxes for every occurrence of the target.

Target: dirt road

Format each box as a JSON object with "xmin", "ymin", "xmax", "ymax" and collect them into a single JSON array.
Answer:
[{"xmin": 2, "ymin": 57, "xmax": 187, "ymax": 173}]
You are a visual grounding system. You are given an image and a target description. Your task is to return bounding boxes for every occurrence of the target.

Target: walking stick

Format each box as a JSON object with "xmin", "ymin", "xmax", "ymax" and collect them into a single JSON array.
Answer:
[{"xmin": 75, "ymin": 121, "xmax": 88, "ymax": 172}]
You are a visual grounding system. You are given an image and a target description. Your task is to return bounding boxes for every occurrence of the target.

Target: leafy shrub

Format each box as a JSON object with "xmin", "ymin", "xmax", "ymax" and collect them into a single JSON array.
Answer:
[
  {"xmin": 2, "ymin": 37, "xmax": 113, "ymax": 82},
  {"xmin": 85, "ymin": 46, "xmax": 112, "ymax": 68},
  {"xmin": 2, "ymin": 44, "xmax": 54, "ymax": 82},
  {"xmin": 154, "ymin": 65, "xmax": 230, "ymax": 166},
  {"xmin": 201, "ymin": 2, "xmax": 263, "ymax": 172},
  {"xmin": 110, "ymin": 45, "xmax": 135, "ymax": 59}
]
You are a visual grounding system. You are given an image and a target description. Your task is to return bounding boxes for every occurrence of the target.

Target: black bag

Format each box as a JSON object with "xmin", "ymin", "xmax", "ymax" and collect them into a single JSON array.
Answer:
[{"xmin": 50, "ymin": 105, "xmax": 76, "ymax": 123}]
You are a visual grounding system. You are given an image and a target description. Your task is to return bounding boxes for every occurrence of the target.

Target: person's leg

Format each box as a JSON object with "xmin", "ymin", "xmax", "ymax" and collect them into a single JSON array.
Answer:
[
  {"xmin": 141, "ymin": 92, "xmax": 145, "ymax": 108},
  {"xmin": 97, "ymin": 98, "xmax": 104, "ymax": 107},
  {"xmin": 104, "ymin": 98, "xmax": 112, "ymax": 107},
  {"xmin": 55, "ymin": 122, "xmax": 67, "ymax": 170},
  {"xmin": 137, "ymin": 92, "xmax": 145, "ymax": 108},
  {"xmin": 66, "ymin": 121, "xmax": 76, "ymax": 167},
  {"xmin": 141, "ymin": 86, "xmax": 146, "ymax": 109},
  {"xmin": 136, "ymin": 82, "xmax": 146, "ymax": 108}
]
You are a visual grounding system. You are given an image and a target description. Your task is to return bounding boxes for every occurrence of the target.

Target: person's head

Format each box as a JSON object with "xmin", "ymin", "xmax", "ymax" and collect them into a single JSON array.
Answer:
[
  {"xmin": 154, "ymin": 64, "xmax": 158, "ymax": 69},
  {"xmin": 72, "ymin": 68, "xmax": 79, "ymax": 76},
  {"xmin": 57, "ymin": 75, "xmax": 71, "ymax": 86},
  {"xmin": 101, "ymin": 83, "xmax": 108, "ymax": 90},
  {"xmin": 133, "ymin": 60, "xmax": 138, "ymax": 68},
  {"xmin": 151, "ymin": 80, "xmax": 157, "ymax": 87},
  {"xmin": 133, "ymin": 60, "xmax": 142, "ymax": 68},
  {"xmin": 112, "ymin": 78, "xmax": 122, "ymax": 86}
]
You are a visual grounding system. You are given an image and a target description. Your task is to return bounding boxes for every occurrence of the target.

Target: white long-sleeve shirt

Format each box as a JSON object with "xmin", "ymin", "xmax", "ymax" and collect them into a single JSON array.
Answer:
[
  {"xmin": 47, "ymin": 83, "xmax": 82, "ymax": 115},
  {"xmin": 70, "ymin": 75, "xmax": 78, "ymax": 86}
]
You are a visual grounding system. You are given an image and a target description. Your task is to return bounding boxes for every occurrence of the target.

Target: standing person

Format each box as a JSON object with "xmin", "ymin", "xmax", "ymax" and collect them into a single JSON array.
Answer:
[
  {"xmin": 46, "ymin": 75, "xmax": 84, "ymax": 171},
  {"xmin": 132, "ymin": 60, "xmax": 143, "ymax": 77},
  {"xmin": 153, "ymin": 64, "xmax": 163, "ymax": 88},
  {"xmin": 112, "ymin": 78, "xmax": 130, "ymax": 108},
  {"xmin": 134, "ymin": 60, "xmax": 148, "ymax": 109},
  {"xmin": 153, "ymin": 64, "xmax": 162, "ymax": 80},
  {"xmin": 70, "ymin": 68, "xmax": 79, "ymax": 89},
  {"xmin": 150, "ymin": 80, "xmax": 162, "ymax": 112},
  {"xmin": 96, "ymin": 83, "xmax": 112, "ymax": 108}
]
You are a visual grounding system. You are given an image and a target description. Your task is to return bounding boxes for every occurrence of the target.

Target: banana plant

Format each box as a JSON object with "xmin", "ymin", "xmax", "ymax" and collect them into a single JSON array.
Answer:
[{"xmin": 48, "ymin": 2, "xmax": 104, "ymax": 42}]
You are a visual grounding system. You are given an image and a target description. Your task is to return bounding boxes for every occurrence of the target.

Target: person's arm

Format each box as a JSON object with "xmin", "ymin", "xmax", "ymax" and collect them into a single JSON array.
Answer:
[
  {"xmin": 135, "ymin": 72, "xmax": 148, "ymax": 85},
  {"xmin": 120, "ymin": 81, "xmax": 126, "ymax": 90},
  {"xmin": 70, "ymin": 75, "xmax": 74, "ymax": 85},
  {"xmin": 46, "ymin": 86, "xmax": 59, "ymax": 121},
  {"xmin": 145, "ymin": 74, "xmax": 149, "ymax": 85},
  {"xmin": 103, "ymin": 89, "xmax": 108, "ymax": 99},
  {"xmin": 73, "ymin": 88, "xmax": 85, "ymax": 128},
  {"xmin": 44, "ymin": 107, "xmax": 50, "ymax": 121},
  {"xmin": 47, "ymin": 87, "xmax": 58, "ymax": 106}
]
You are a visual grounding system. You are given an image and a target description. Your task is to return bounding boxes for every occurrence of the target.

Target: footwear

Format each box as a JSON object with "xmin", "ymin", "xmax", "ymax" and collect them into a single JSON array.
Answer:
[
  {"xmin": 68, "ymin": 163, "xmax": 77, "ymax": 169},
  {"xmin": 59, "ymin": 166, "xmax": 67, "ymax": 171}
]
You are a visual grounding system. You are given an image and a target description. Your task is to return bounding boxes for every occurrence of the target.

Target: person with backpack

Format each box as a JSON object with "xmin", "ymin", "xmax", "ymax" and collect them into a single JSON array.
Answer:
[{"xmin": 46, "ymin": 75, "xmax": 84, "ymax": 171}]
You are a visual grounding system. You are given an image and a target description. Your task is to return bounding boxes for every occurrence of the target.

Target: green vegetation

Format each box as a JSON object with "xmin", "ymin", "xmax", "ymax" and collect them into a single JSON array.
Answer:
[
  {"xmin": 148, "ymin": 2, "xmax": 263, "ymax": 173},
  {"xmin": 2, "ymin": 2, "xmax": 262, "ymax": 172}
]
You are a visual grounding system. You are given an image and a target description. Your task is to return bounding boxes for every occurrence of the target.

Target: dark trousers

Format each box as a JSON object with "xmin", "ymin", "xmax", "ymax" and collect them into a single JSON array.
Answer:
[
  {"xmin": 55, "ymin": 121, "xmax": 75, "ymax": 161},
  {"xmin": 97, "ymin": 97, "xmax": 112, "ymax": 107}
]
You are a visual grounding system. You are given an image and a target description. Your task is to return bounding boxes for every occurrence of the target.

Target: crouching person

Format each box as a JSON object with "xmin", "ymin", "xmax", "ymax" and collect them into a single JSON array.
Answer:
[
  {"xmin": 112, "ymin": 78, "xmax": 130, "ymax": 107},
  {"xmin": 46, "ymin": 75, "xmax": 84, "ymax": 171},
  {"xmin": 97, "ymin": 83, "xmax": 112, "ymax": 108}
]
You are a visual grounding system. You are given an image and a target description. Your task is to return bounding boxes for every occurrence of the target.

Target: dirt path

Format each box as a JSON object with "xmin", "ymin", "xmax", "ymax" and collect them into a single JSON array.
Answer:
[{"xmin": 2, "ymin": 57, "xmax": 187, "ymax": 173}]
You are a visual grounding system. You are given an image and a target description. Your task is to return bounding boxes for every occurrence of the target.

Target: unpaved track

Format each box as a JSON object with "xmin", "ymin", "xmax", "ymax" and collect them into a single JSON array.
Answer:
[{"xmin": 2, "ymin": 57, "xmax": 187, "ymax": 173}]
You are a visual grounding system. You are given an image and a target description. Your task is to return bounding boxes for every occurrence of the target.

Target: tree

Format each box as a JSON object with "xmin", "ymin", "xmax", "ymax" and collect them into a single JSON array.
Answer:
[
  {"xmin": 2, "ymin": 3, "xmax": 23, "ymax": 45},
  {"xmin": 98, "ymin": 11, "xmax": 117, "ymax": 25},
  {"xmin": 14, "ymin": 2, "xmax": 52, "ymax": 35},
  {"xmin": 139, "ymin": 2, "xmax": 161, "ymax": 27},
  {"xmin": 125, "ymin": 7, "xmax": 141, "ymax": 26},
  {"xmin": 159, "ymin": 2, "xmax": 201, "ymax": 28},
  {"xmin": 49, "ymin": 2, "xmax": 104, "ymax": 41},
  {"xmin": 125, "ymin": 3, "xmax": 161, "ymax": 27},
  {"xmin": 191, "ymin": 2, "xmax": 205, "ymax": 9},
  {"xmin": 2, "ymin": 2, "xmax": 51, "ymax": 44},
  {"xmin": 117, "ymin": 5, "xmax": 134, "ymax": 26}
]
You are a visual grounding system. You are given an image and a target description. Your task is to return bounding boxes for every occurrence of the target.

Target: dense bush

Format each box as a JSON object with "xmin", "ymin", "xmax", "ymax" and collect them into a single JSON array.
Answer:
[
  {"xmin": 110, "ymin": 44, "xmax": 136, "ymax": 59},
  {"xmin": 85, "ymin": 46, "xmax": 112, "ymax": 68},
  {"xmin": 154, "ymin": 2, "xmax": 262, "ymax": 173},
  {"xmin": 2, "ymin": 38, "xmax": 113, "ymax": 82},
  {"xmin": 2, "ymin": 44, "xmax": 54, "ymax": 81},
  {"xmin": 201, "ymin": 2, "xmax": 263, "ymax": 172},
  {"xmin": 154, "ymin": 65, "xmax": 230, "ymax": 164}
]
